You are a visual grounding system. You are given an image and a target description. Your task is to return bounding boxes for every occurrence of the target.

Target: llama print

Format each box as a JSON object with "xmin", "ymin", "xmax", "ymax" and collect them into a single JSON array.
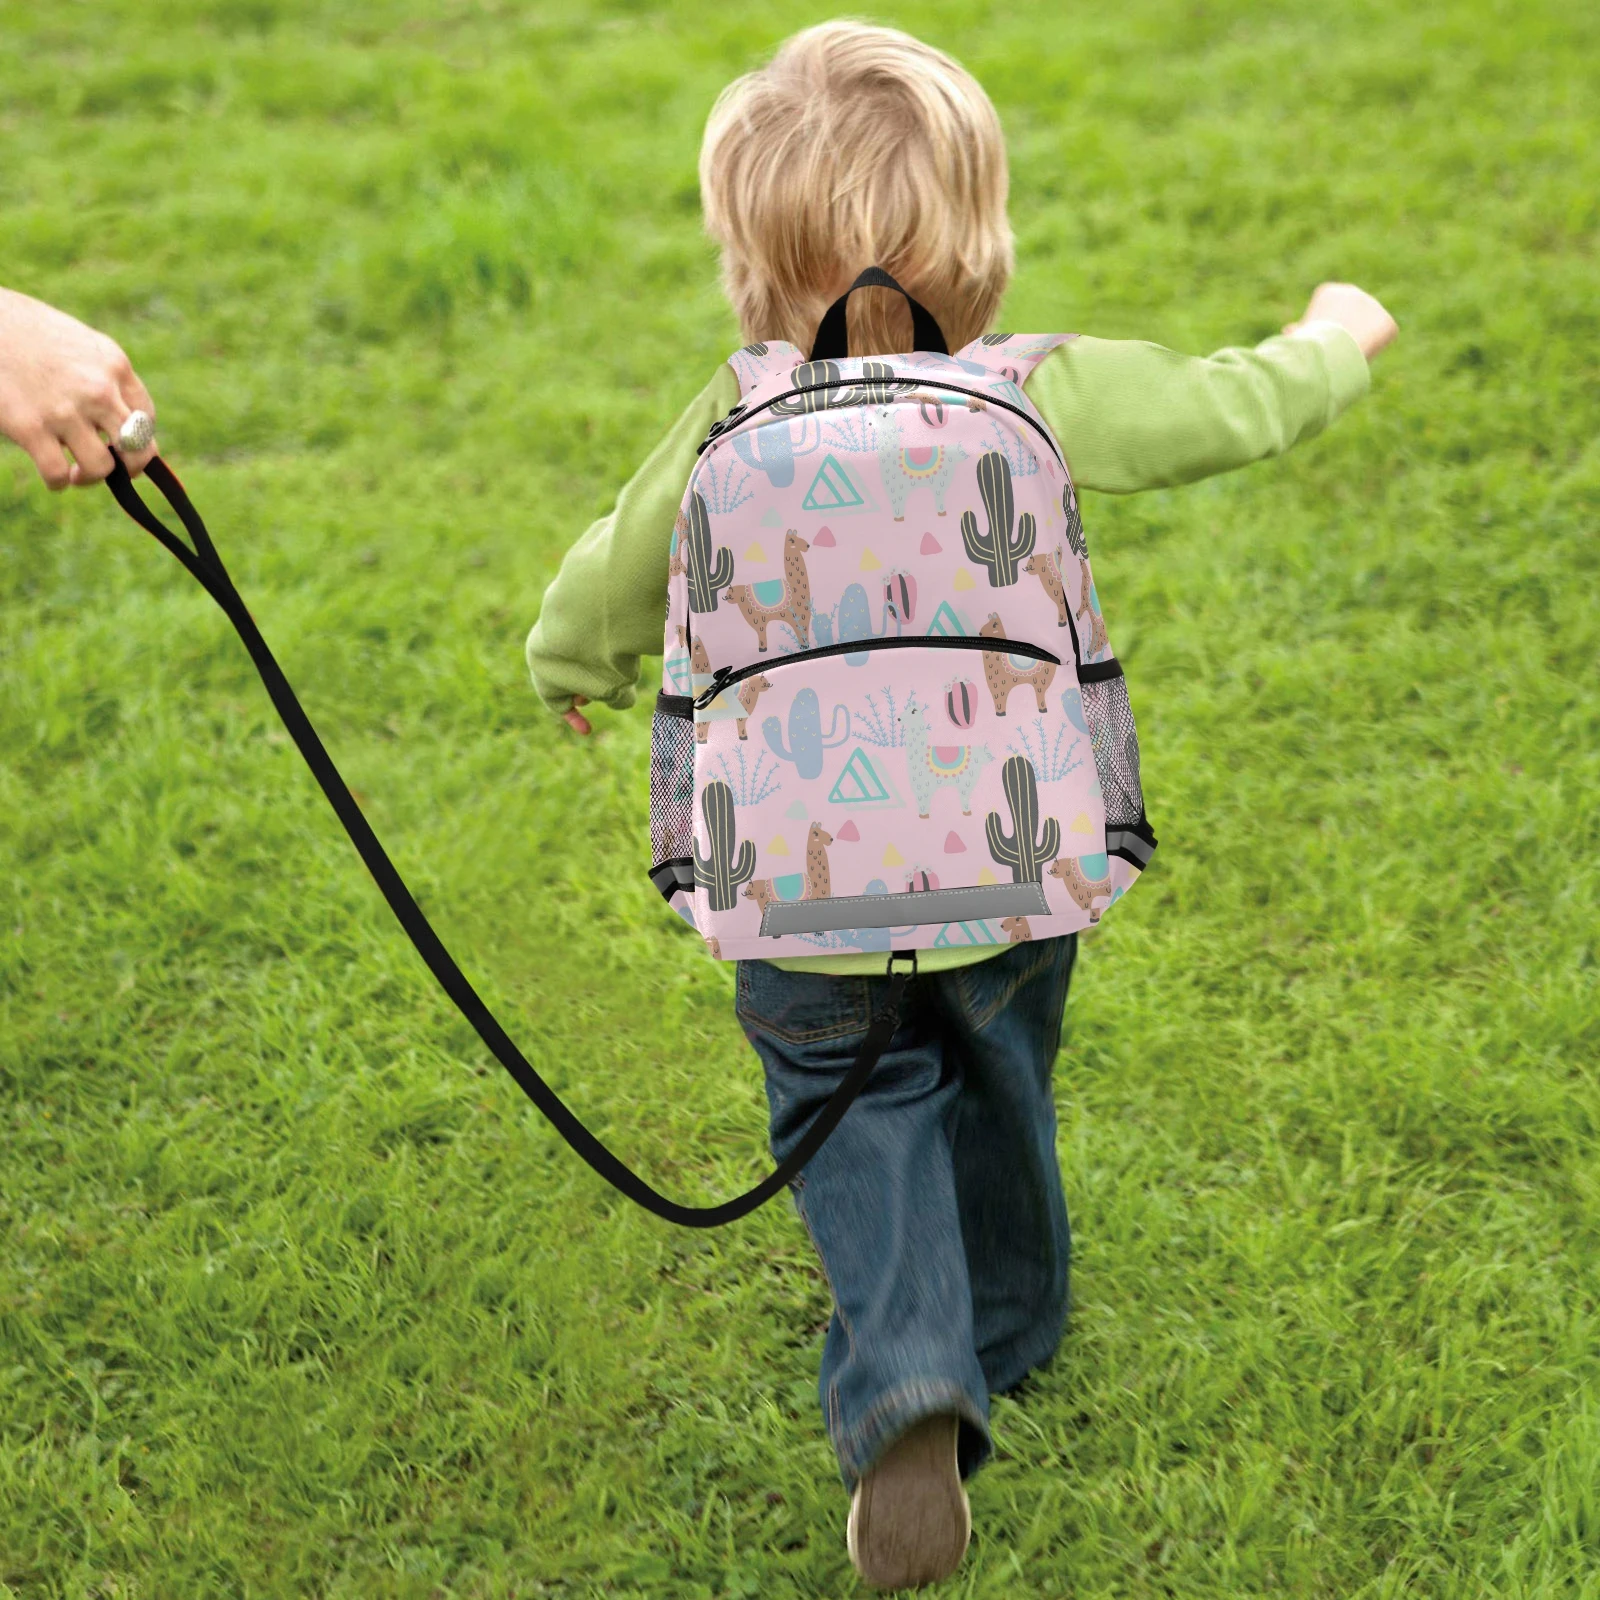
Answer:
[
  {"xmin": 900, "ymin": 693, "xmax": 995, "ymax": 819},
  {"xmin": 1076, "ymin": 575, "xmax": 1109, "ymax": 658},
  {"xmin": 723, "ymin": 529, "xmax": 812, "ymax": 651},
  {"xmin": 689, "ymin": 636, "xmax": 772, "ymax": 743},
  {"xmin": 1060, "ymin": 483, "xmax": 1109, "ymax": 655},
  {"xmin": 1048, "ymin": 852, "xmax": 1114, "ymax": 922},
  {"xmin": 875, "ymin": 408, "xmax": 967, "ymax": 520},
  {"xmin": 745, "ymin": 821, "xmax": 833, "ymax": 911},
  {"xmin": 999, "ymin": 915, "xmax": 1033, "ymax": 942},
  {"xmin": 1022, "ymin": 547, "xmax": 1071, "ymax": 630},
  {"xmin": 979, "ymin": 614, "xmax": 1057, "ymax": 715}
]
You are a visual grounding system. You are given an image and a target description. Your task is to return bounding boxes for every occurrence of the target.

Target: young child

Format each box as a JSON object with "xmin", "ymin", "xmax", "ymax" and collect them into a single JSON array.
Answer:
[{"xmin": 527, "ymin": 22, "xmax": 1395, "ymax": 1589}]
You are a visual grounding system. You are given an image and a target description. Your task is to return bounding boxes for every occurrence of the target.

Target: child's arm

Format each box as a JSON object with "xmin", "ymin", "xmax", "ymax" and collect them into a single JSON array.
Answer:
[
  {"xmin": 1026, "ymin": 283, "xmax": 1396, "ymax": 494},
  {"xmin": 525, "ymin": 366, "xmax": 741, "ymax": 732}
]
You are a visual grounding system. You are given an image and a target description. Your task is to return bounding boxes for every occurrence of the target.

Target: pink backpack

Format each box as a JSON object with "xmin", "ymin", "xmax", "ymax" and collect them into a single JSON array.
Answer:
[{"xmin": 651, "ymin": 270, "xmax": 1156, "ymax": 961}]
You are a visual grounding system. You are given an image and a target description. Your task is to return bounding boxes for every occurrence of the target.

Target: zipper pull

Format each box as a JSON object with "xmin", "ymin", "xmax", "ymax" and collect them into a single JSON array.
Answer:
[{"xmin": 693, "ymin": 666, "xmax": 734, "ymax": 711}]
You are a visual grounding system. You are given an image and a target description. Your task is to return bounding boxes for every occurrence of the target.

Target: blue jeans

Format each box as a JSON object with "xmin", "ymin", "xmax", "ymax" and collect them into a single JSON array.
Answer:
[{"xmin": 735, "ymin": 936, "xmax": 1077, "ymax": 1489}]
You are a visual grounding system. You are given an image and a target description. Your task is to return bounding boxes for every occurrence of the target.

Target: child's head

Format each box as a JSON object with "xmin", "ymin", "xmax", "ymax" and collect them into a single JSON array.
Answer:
[{"xmin": 700, "ymin": 22, "xmax": 1013, "ymax": 358}]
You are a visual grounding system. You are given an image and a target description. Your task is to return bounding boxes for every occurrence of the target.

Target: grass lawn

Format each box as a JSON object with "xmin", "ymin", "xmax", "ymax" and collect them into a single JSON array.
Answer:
[{"xmin": 2, "ymin": 0, "xmax": 1597, "ymax": 1594}]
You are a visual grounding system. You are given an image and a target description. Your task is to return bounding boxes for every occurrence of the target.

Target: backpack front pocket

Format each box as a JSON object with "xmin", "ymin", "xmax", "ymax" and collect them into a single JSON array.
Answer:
[{"xmin": 678, "ymin": 639, "xmax": 1124, "ymax": 959}]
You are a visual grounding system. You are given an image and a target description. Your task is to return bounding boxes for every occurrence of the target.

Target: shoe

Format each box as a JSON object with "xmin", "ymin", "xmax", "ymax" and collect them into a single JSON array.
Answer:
[{"xmin": 846, "ymin": 1413, "xmax": 971, "ymax": 1589}]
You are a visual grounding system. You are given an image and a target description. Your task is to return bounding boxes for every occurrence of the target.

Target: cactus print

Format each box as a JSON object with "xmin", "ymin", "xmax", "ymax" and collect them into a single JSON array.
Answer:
[{"xmin": 654, "ymin": 330, "xmax": 1154, "ymax": 958}]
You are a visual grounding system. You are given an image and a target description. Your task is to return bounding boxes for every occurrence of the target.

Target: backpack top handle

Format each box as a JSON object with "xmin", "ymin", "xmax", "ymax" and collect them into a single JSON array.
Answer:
[{"xmin": 809, "ymin": 266, "xmax": 949, "ymax": 360}]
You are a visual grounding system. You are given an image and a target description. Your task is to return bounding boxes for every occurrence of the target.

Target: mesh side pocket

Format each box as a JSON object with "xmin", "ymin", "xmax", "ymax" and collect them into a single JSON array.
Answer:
[
  {"xmin": 1081, "ymin": 675, "xmax": 1145, "ymax": 829},
  {"xmin": 649, "ymin": 698, "xmax": 697, "ymax": 881}
]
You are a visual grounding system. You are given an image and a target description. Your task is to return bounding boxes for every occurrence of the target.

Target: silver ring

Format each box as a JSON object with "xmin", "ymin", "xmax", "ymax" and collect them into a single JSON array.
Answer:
[{"xmin": 118, "ymin": 410, "xmax": 156, "ymax": 453}]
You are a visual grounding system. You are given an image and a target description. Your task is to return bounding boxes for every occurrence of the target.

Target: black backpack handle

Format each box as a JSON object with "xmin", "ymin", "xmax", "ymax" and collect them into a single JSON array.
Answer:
[{"xmin": 810, "ymin": 266, "xmax": 949, "ymax": 360}]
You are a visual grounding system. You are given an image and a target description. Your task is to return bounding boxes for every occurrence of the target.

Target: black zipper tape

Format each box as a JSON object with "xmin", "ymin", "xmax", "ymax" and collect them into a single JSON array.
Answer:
[
  {"xmin": 691, "ymin": 633, "xmax": 1079, "ymax": 709},
  {"xmin": 697, "ymin": 374, "xmax": 1064, "ymax": 470}
]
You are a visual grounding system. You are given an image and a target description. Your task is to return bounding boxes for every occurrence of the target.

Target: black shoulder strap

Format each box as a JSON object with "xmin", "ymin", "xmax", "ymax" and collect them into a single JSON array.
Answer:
[
  {"xmin": 810, "ymin": 266, "xmax": 949, "ymax": 360},
  {"xmin": 103, "ymin": 456, "xmax": 911, "ymax": 1228}
]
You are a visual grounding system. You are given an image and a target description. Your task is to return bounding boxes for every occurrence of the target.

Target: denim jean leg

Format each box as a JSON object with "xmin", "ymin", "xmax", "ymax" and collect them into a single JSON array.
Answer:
[
  {"xmin": 736, "ymin": 960, "xmax": 992, "ymax": 1490},
  {"xmin": 935, "ymin": 936, "xmax": 1077, "ymax": 1395}
]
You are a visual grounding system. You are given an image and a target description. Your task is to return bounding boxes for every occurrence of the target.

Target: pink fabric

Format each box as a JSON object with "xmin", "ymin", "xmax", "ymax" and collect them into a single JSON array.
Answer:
[{"xmin": 659, "ymin": 336, "xmax": 1145, "ymax": 960}]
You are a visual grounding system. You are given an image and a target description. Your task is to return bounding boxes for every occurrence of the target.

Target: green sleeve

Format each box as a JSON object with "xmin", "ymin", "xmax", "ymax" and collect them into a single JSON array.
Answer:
[
  {"xmin": 1022, "ymin": 322, "xmax": 1370, "ymax": 494},
  {"xmin": 525, "ymin": 365, "xmax": 741, "ymax": 714},
  {"xmin": 527, "ymin": 326, "xmax": 1368, "ymax": 711}
]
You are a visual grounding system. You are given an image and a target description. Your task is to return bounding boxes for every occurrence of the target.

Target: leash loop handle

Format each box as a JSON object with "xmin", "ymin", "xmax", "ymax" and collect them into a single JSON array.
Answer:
[{"xmin": 103, "ymin": 455, "xmax": 903, "ymax": 1228}]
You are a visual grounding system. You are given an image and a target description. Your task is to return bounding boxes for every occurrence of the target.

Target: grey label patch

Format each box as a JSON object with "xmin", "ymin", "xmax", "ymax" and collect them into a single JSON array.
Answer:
[{"xmin": 761, "ymin": 882, "xmax": 1049, "ymax": 936}]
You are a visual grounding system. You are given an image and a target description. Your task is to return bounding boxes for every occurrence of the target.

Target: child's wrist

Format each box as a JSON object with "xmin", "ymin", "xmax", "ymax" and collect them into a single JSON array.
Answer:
[{"xmin": 1286, "ymin": 320, "xmax": 1372, "ymax": 408}]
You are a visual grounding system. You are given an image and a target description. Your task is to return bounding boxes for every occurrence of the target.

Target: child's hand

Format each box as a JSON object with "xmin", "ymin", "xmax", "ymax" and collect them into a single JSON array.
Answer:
[
  {"xmin": 1284, "ymin": 283, "xmax": 1398, "ymax": 361},
  {"xmin": 562, "ymin": 696, "xmax": 592, "ymax": 736}
]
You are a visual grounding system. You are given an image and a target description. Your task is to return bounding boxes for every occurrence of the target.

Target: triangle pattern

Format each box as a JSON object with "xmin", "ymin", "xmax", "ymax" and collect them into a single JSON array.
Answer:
[
  {"xmin": 927, "ymin": 601, "xmax": 968, "ymax": 639},
  {"xmin": 802, "ymin": 454, "xmax": 872, "ymax": 513},
  {"xmin": 932, "ymin": 920, "xmax": 999, "ymax": 948},
  {"xmin": 828, "ymin": 746, "xmax": 891, "ymax": 804}
]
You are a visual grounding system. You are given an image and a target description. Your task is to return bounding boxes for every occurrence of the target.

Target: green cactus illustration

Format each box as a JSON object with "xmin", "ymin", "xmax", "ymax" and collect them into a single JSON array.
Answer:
[
  {"xmin": 986, "ymin": 755, "xmax": 1060, "ymax": 883},
  {"xmin": 693, "ymin": 780, "xmax": 757, "ymax": 911},
  {"xmin": 773, "ymin": 360, "xmax": 846, "ymax": 417},
  {"xmin": 855, "ymin": 359, "xmax": 900, "ymax": 406},
  {"xmin": 681, "ymin": 491, "xmax": 734, "ymax": 614},
  {"xmin": 1062, "ymin": 482, "xmax": 1087, "ymax": 558},
  {"xmin": 960, "ymin": 452, "xmax": 1036, "ymax": 587}
]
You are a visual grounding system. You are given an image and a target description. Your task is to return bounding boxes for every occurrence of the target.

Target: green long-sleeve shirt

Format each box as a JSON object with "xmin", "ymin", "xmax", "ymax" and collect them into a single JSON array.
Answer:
[{"xmin": 527, "ymin": 323, "xmax": 1369, "ymax": 976}]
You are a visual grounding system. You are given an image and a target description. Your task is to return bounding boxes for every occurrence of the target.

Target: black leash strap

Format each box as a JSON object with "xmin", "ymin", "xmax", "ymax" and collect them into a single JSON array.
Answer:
[{"xmin": 104, "ymin": 455, "xmax": 913, "ymax": 1228}]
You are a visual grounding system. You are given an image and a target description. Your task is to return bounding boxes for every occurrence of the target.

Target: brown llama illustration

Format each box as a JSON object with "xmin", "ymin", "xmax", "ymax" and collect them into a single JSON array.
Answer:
[
  {"xmin": 1024, "ymin": 546, "xmax": 1107, "ymax": 653},
  {"xmin": 1048, "ymin": 854, "xmax": 1113, "ymax": 922},
  {"xmin": 723, "ymin": 529, "xmax": 812, "ymax": 651},
  {"xmin": 688, "ymin": 637, "xmax": 770, "ymax": 743},
  {"xmin": 979, "ymin": 614, "xmax": 1057, "ymax": 716},
  {"xmin": 1022, "ymin": 548, "xmax": 1070, "ymax": 629},
  {"xmin": 744, "ymin": 822, "xmax": 833, "ymax": 913},
  {"xmin": 1076, "ymin": 575, "xmax": 1109, "ymax": 657},
  {"xmin": 999, "ymin": 915, "xmax": 1033, "ymax": 942},
  {"xmin": 802, "ymin": 822, "xmax": 833, "ymax": 899}
]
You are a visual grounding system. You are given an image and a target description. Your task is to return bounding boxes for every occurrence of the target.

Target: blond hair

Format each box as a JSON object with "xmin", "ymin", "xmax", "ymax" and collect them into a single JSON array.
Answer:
[{"xmin": 700, "ymin": 22, "xmax": 1013, "ymax": 358}]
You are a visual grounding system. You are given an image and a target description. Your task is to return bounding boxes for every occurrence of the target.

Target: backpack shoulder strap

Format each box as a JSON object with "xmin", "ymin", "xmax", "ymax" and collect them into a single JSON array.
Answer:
[
  {"xmin": 727, "ymin": 339, "xmax": 806, "ymax": 399},
  {"xmin": 952, "ymin": 332, "xmax": 1079, "ymax": 385}
]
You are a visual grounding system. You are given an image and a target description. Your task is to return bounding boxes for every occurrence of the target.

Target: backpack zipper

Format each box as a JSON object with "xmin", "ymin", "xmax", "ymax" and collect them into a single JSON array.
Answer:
[
  {"xmin": 697, "ymin": 375, "xmax": 1065, "ymax": 470},
  {"xmin": 692, "ymin": 634, "xmax": 1064, "ymax": 709}
]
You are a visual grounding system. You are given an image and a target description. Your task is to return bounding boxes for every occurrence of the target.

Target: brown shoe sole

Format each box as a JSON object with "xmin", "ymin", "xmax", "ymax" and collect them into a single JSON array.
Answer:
[{"xmin": 847, "ymin": 1413, "xmax": 971, "ymax": 1589}]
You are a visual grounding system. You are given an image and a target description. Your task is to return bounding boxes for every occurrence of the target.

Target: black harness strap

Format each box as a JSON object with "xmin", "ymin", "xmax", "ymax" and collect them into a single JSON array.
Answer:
[{"xmin": 104, "ymin": 455, "xmax": 912, "ymax": 1228}]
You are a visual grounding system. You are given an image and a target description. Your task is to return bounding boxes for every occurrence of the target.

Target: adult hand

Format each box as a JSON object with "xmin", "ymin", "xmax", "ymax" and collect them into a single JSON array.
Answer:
[
  {"xmin": 563, "ymin": 696, "xmax": 592, "ymax": 735},
  {"xmin": 1284, "ymin": 282, "xmax": 1399, "ymax": 361},
  {"xmin": 0, "ymin": 287, "xmax": 158, "ymax": 489}
]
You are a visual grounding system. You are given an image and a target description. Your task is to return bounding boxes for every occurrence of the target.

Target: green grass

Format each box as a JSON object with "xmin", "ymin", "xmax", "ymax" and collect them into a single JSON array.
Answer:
[{"xmin": 2, "ymin": 0, "xmax": 1597, "ymax": 1594}]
